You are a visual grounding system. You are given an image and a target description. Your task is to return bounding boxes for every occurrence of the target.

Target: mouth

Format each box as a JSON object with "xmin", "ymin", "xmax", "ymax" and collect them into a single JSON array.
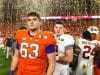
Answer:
[
  {"xmin": 30, "ymin": 24, "xmax": 34, "ymax": 27},
  {"xmin": 57, "ymin": 31, "xmax": 60, "ymax": 34},
  {"xmin": 28, "ymin": 24, "xmax": 35, "ymax": 28}
]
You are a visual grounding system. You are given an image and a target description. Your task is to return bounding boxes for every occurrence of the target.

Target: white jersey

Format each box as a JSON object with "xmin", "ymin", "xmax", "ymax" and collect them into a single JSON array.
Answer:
[
  {"xmin": 56, "ymin": 34, "xmax": 74, "ymax": 58},
  {"xmin": 76, "ymin": 38, "xmax": 100, "ymax": 75},
  {"xmin": 78, "ymin": 38, "xmax": 100, "ymax": 62},
  {"xmin": 53, "ymin": 34, "xmax": 75, "ymax": 75}
]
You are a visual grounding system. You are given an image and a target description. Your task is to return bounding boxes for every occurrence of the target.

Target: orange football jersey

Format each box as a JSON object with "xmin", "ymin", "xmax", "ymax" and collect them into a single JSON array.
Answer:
[{"xmin": 15, "ymin": 30, "xmax": 56, "ymax": 75}]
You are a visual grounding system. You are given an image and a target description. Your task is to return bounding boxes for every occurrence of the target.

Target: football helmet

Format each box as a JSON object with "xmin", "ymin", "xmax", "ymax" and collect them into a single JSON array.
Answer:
[{"xmin": 87, "ymin": 26, "xmax": 99, "ymax": 35}]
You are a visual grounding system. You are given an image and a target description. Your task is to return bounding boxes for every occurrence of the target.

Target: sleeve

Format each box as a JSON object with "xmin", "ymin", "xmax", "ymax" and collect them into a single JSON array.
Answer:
[
  {"xmin": 46, "ymin": 44, "xmax": 56, "ymax": 54},
  {"xmin": 64, "ymin": 35, "xmax": 75, "ymax": 51},
  {"xmin": 46, "ymin": 32, "xmax": 56, "ymax": 54},
  {"xmin": 46, "ymin": 32, "xmax": 56, "ymax": 45},
  {"xmin": 14, "ymin": 30, "xmax": 26, "ymax": 50}
]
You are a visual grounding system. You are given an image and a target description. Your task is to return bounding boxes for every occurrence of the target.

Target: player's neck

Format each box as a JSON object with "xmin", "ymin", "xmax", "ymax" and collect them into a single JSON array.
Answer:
[
  {"xmin": 56, "ymin": 33, "xmax": 64, "ymax": 37},
  {"xmin": 28, "ymin": 28, "xmax": 41, "ymax": 37},
  {"xmin": 29, "ymin": 28, "xmax": 40, "ymax": 33}
]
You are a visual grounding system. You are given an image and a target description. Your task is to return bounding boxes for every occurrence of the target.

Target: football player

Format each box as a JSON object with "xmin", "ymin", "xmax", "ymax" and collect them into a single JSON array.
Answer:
[
  {"xmin": 88, "ymin": 26, "xmax": 100, "ymax": 75},
  {"xmin": 9, "ymin": 12, "xmax": 56, "ymax": 75},
  {"xmin": 53, "ymin": 21, "xmax": 74, "ymax": 75},
  {"xmin": 76, "ymin": 26, "xmax": 100, "ymax": 75}
]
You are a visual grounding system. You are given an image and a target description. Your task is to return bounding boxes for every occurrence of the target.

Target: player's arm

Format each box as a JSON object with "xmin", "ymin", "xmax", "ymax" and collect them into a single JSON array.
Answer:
[
  {"xmin": 46, "ymin": 44, "xmax": 56, "ymax": 75},
  {"xmin": 58, "ymin": 45, "xmax": 74, "ymax": 64},
  {"xmin": 9, "ymin": 40, "xmax": 19, "ymax": 75},
  {"xmin": 11, "ymin": 49, "xmax": 19, "ymax": 70},
  {"xmin": 9, "ymin": 49, "xmax": 19, "ymax": 75},
  {"xmin": 65, "ymin": 45, "xmax": 73, "ymax": 63}
]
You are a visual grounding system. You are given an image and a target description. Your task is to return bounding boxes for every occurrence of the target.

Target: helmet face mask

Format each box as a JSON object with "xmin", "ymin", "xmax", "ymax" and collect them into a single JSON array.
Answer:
[{"xmin": 87, "ymin": 26, "xmax": 99, "ymax": 35}]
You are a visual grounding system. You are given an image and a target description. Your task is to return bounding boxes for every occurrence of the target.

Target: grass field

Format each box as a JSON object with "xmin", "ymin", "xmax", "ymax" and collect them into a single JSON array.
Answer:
[{"xmin": 0, "ymin": 48, "xmax": 11, "ymax": 75}]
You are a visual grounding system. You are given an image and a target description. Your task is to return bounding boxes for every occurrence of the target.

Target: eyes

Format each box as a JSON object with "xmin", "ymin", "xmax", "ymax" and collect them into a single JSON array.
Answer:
[
  {"xmin": 27, "ymin": 18, "xmax": 33, "ymax": 21},
  {"xmin": 27, "ymin": 17, "xmax": 38, "ymax": 22},
  {"xmin": 55, "ymin": 26, "xmax": 63, "ymax": 30}
]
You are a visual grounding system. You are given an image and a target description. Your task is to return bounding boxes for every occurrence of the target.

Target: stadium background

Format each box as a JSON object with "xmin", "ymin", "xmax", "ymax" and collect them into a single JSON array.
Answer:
[
  {"xmin": 0, "ymin": 0, "xmax": 100, "ymax": 75},
  {"xmin": 0, "ymin": 0, "xmax": 99, "ymax": 35}
]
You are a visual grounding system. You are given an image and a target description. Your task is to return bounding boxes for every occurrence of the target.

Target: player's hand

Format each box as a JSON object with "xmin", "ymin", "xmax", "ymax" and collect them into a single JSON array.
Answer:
[
  {"xmin": 57, "ymin": 56, "xmax": 68, "ymax": 64},
  {"xmin": 9, "ymin": 70, "xmax": 15, "ymax": 75}
]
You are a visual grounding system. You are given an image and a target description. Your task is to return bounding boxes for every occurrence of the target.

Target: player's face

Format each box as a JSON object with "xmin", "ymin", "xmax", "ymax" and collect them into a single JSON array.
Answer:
[
  {"xmin": 91, "ymin": 33, "xmax": 96, "ymax": 40},
  {"xmin": 26, "ymin": 16, "xmax": 41, "ymax": 30},
  {"xmin": 54, "ymin": 24, "xmax": 64, "ymax": 36}
]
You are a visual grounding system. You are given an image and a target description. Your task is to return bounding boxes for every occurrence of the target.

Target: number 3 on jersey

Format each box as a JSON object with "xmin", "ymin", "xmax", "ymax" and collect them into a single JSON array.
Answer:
[{"xmin": 20, "ymin": 42, "xmax": 39, "ymax": 59}]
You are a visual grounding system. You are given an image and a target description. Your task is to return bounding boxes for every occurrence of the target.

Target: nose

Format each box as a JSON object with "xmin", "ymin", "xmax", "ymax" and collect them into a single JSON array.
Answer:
[
  {"xmin": 31, "ymin": 20, "xmax": 35, "ymax": 24},
  {"xmin": 57, "ymin": 29, "xmax": 60, "ymax": 33}
]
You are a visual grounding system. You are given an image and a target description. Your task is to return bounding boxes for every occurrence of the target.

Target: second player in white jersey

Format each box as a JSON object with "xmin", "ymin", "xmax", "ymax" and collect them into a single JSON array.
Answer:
[
  {"xmin": 76, "ymin": 30, "xmax": 100, "ymax": 75},
  {"xmin": 53, "ymin": 21, "xmax": 74, "ymax": 75}
]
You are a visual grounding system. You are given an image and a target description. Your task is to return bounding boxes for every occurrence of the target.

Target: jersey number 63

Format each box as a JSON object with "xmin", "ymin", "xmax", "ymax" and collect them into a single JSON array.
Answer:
[{"xmin": 20, "ymin": 42, "xmax": 39, "ymax": 59}]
